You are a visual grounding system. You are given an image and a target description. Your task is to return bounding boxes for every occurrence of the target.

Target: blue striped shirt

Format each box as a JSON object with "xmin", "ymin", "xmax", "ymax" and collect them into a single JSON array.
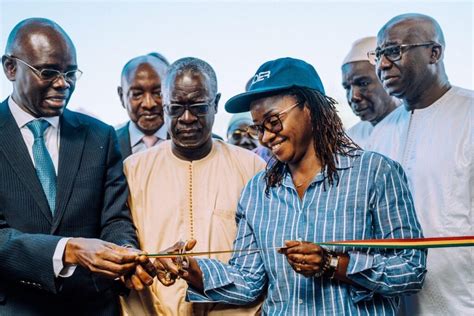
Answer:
[{"xmin": 188, "ymin": 151, "xmax": 426, "ymax": 315}]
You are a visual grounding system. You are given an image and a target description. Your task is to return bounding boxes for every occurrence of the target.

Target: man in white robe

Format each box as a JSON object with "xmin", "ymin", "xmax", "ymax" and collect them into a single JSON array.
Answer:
[{"xmin": 368, "ymin": 13, "xmax": 473, "ymax": 315}]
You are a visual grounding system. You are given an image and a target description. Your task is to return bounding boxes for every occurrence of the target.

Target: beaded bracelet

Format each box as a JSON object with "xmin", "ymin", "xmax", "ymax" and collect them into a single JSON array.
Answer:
[{"xmin": 313, "ymin": 249, "xmax": 332, "ymax": 278}]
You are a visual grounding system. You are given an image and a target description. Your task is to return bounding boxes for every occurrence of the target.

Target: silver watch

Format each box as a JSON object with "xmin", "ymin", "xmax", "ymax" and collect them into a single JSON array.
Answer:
[{"xmin": 328, "ymin": 254, "xmax": 339, "ymax": 270}]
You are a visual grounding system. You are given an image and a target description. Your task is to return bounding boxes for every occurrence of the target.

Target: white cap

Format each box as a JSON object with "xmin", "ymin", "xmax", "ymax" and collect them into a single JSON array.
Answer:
[{"xmin": 342, "ymin": 36, "xmax": 377, "ymax": 66}]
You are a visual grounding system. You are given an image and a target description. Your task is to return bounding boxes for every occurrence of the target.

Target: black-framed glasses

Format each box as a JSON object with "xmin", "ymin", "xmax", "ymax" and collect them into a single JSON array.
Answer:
[
  {"xmin": 163, "ymin": 99, "xmax": 215, "ymax": 117},
  {"xmin": 367, "ymin": 42, "xmax": 437, "ymax": 63},
  {"xmin": 247, "ymin": 101, "xmax": 301, "ymax": 139},
  {"xmin": 228, "ymin": 129, "xmax": 254, "ymax": 142},
  {"xmin": 5, "ymin": 55, "xmax": 83, "ymax": 82}
]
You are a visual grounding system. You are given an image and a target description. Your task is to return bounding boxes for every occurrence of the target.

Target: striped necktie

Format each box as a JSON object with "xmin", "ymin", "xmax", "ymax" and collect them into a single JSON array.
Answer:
[{"xmin": 26, "ymin": 119, "xmax": 57, "ymax": 214}]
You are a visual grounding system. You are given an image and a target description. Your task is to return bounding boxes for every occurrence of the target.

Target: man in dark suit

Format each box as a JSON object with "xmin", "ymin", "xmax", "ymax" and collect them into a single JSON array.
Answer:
[
  {"xmin": 0, "ymin": 18, "xmax": 155, "ymax": 315},
  {"xmin": 116, "ymin": 54, "xmax": 169, "ymax": 159}
]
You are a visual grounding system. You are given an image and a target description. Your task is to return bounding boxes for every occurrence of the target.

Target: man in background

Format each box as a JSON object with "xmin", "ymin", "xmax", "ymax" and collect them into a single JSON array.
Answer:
[
  {"xmin": 122, "ymin": 57, "xmax": 265, "ymax": 315},
  {"xmin": 116, "ymin": 53, "xmax": 169, "ymax": 159},
  {"xmin": 341, "ymin": 36, "xmax": 399, "ymax": 148},
  {"xmin": 226, "ymin": 112, "xmax": 259, "ymax": 151},
  {"xmin": 227, "ymin": 112, "xmax": 272, "ymax": 162},
  {"xmin": 369, "ymin": 13, "xmax": 473, "ymax": 315}
]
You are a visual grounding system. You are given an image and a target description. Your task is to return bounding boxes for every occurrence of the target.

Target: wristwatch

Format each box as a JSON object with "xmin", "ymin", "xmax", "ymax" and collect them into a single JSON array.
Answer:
[
  {"xmin": 327, "ymin": 252, "xmax": 340, "ymax": 279},
  {"xmin": 313, "ymin": 250, "xmax": 341, "ymax": 279}
]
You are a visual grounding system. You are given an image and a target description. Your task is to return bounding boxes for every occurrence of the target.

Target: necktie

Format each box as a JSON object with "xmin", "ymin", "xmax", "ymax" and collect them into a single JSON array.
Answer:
[
  {"xmin": 26, "ymin": 119, "xmax": 57, "ymax": 214},
  {"xmin": 142, "ymin": 135, "xmax": 159, "ymax": 148}
]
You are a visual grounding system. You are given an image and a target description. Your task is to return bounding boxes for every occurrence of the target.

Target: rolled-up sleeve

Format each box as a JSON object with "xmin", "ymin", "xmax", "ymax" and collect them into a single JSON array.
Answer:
[{"xmin": 346, "ymin": 158, "xmax": 427, "ymax": 302}]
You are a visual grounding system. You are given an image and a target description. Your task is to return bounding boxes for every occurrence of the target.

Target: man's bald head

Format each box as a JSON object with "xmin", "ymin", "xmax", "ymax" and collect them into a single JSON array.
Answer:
[
  {"xmin": 376, "ymin": 14, "xmax": 450, "ymax": 110},
  {"xmin": 2, "ymin": 18, "xmax": 78, "ymax": 118},
  {"xmin": 118, "ymin": 55, "xmax": 169, "ymax": 135},
  {"xmin": 120, "ymin": 55, "xmax": 168, "ymax": 87},
  {"xmin": 378, "ymin": 13, "xmax": 445, "ymax": 49},
  {"xmin": 5, "ymin": 18, "xmax": 76, "ymax": 59}
]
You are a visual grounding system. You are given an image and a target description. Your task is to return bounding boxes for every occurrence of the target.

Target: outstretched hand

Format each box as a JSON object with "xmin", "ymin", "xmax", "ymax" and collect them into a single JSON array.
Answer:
[
  {"xmin": 64, "ymin": 238, "xmax": 138, "ymax": 279},
  {"xmin": 64, "ymin": 237, "xmax": 157, "ymax": 290}
]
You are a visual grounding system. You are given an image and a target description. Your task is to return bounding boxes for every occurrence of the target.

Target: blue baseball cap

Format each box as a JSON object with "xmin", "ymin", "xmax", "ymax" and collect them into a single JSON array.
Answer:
[{"xmin": 225, "ymin": 57, "xmax": 325, "ymax": 113}]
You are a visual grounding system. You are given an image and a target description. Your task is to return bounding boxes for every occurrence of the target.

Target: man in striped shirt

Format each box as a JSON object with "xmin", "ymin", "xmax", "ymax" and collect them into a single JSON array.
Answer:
[{"xmin": 157, "ymin": 57, "xmax": 426, "ymax": 315}]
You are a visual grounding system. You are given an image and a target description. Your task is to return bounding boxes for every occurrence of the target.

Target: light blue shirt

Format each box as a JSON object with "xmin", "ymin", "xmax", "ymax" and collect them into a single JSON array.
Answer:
[
  {"xmin": 129, "ymin": 121, "xmax": 167, "ymax": 154},
  {"xmin": 188, "ymin": 150, "xmax": 426, "ymax": 315}
]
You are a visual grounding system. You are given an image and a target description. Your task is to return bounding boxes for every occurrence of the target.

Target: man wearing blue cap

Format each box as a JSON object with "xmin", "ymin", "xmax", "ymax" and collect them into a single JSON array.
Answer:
[{"xmin": 156, "ymin": 57, "xmax": 426, "ymax": 315}]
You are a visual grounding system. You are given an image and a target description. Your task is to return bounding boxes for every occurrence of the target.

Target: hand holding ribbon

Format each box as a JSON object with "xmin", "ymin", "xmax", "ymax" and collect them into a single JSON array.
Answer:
[
  {"xmin": 280, "ymin": 240, "xmax": 326, "ymax": 277},
  {"xmin": 154, "ymin": 239, "xmax": 198, "ymax": 287},
  {"xmin": 123, "ymin": 251, "xmax": 157, "ymax": 291}
]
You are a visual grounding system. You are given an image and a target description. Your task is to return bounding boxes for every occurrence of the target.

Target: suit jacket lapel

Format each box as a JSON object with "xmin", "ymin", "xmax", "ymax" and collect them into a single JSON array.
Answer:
[
  {"xmin": 0, "ymin": 100, "xmax": 53, "ymax": 223},
  {"xmin": 117, "ymin": 121, "xmax": 132, "ymax": 159},
  {"xmin": 51, "ymin": 109, "xmax": 87, "ymax": 233}
]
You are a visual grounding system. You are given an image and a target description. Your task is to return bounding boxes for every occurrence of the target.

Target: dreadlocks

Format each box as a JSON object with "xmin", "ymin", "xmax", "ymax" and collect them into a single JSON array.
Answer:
[{"xmin": 264, "ymin": 87, "xmax": 359, "ymax": 194}]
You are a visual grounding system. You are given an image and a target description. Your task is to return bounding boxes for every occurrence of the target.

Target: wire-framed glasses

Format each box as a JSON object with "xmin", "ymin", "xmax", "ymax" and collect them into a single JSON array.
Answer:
[{"xmin": 5, "ymin": 54, "xmax": 83, "ymax": 82}]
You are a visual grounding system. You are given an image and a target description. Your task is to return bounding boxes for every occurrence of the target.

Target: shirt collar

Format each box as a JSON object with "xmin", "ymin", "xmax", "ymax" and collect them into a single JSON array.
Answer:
[
  {"xmin": 128, "ymin": 121, "xmax": 168, "ymax": 147},
  {"xmin": 8, "ymin": 96, "xmax": 60, "ymax": 129},
  {"xmin": 281, "ymin": 151, "xmax": 359, "ymax": 189}
]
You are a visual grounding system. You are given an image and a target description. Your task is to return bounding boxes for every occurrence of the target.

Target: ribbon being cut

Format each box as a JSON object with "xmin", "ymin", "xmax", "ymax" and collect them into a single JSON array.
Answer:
[{"xmin": 146, "ymin": 236, "xmax": 474, "ymax": 258}]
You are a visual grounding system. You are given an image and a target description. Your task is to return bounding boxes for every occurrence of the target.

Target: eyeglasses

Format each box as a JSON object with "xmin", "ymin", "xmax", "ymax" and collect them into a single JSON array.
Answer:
[
  {"xmin": 247, "ymin": 101, "xmax": 301, "ymax": 139},
  {"xmin": 228, "ymin": 129, "xmax": 254, "ymax": 142},
  {"xmin": 367, "ymin": 42, "xmax": 437, "ymax": 63},
  {"xmin": 163, "ymin": 99, "xmax": 215, "ymax": 117},
  {"xmin": 6, "ymin": 55, "xmax": 83, "ymax": 82}
]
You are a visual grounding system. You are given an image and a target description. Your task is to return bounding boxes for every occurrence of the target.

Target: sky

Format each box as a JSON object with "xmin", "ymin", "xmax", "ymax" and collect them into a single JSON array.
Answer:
[{"xmin": 1, "ymin": 0, "xmax": 472, "ymax": 138}]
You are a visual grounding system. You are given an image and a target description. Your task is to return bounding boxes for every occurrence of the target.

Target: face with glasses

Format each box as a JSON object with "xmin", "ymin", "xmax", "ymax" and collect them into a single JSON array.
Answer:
[
  {"xmin": 227, "ymin": 120, "xmax": 259, "ymax": 151},
  {"xmin": 374, "ymin": 22, "xmax": 441, "ymax": 99},
  {"xmin": 163, "ymin": 71, "xmax": 220, "ymax": 156},
  {"xmin": 2, "ymin": 28, "xmax": 79, "ymax": 117},
  {"xmin": 249, "ymin": 94, "xmax": 313, "ymax": 165}
]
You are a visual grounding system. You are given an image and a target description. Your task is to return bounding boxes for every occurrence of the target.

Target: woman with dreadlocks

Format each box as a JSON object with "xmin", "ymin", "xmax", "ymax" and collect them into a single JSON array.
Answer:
[{"xmin": 156, "ymin": 58, "xmax": 426, "ymax": 315}]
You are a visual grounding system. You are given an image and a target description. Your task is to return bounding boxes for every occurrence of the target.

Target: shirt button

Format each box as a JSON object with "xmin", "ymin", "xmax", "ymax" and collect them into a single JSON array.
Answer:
[
  {"xmin": 298, "ymin": 299, "xmax": 303, "ymax": 304},
  {"xmin": 297, "ymin": 237, "xmax": 303, "ymax": 242}
]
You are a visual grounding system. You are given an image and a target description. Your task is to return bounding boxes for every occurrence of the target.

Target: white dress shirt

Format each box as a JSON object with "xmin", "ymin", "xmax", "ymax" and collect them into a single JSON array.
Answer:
[{"xmin": 8, "ymin": 97, "xmax": 76, "ymax": 278}]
